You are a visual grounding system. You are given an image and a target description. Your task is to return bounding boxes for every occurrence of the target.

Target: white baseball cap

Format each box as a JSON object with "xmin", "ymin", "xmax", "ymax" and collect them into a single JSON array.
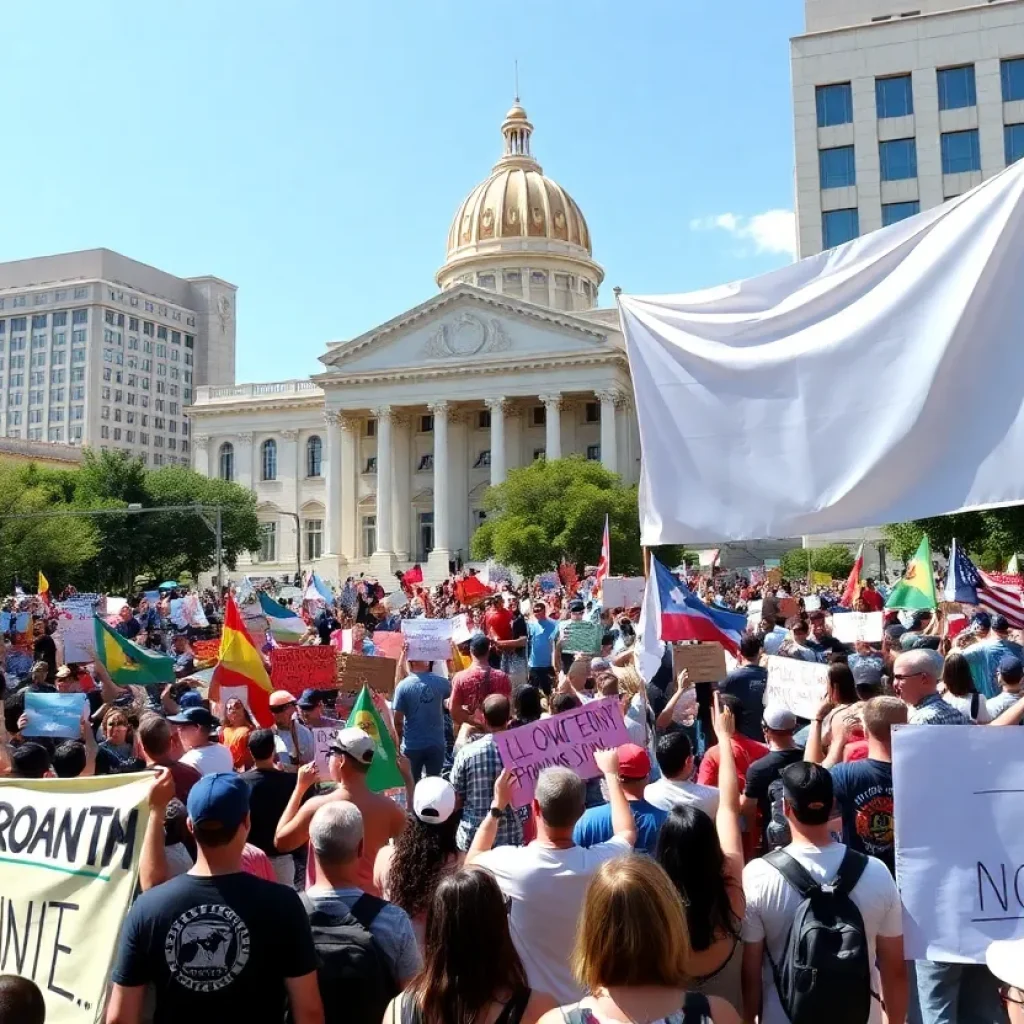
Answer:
[
  {"xmin": 763, "ymin": 704, "xmax": 798, "ymax": 732},
  {"xmin": 328, "ymin": 727, "xmax": 375, "ymax": 765},
  {"xmin": 413, "ymin": 776, "xmax": 457, "ymax": 825},
  {"xmin": 987, "ymin": 938, "xmax": 1024, "ymax": 990}
]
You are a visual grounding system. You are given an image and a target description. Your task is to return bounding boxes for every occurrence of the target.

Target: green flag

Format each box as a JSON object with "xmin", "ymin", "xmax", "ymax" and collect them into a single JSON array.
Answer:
[
  {"xmin": 345, "ymin": 686, "xmax": 404, "ymax": 792},
  {"xmin": 94, "ymin": 615, "xmax": 176, "ymax": 686},
  {"xmin": 885, "ymin": 536, "xmax": 938, "ymax": 611}
]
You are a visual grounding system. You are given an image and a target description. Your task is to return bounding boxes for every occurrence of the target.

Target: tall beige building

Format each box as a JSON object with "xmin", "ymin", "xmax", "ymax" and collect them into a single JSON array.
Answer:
[
  {"xmin": 791, "ymin": 0, "xmax": 1024, "ymax": 257},
  {"xmin": 0, "ymin": 249, "xmax": 235, "ymax": 465}
]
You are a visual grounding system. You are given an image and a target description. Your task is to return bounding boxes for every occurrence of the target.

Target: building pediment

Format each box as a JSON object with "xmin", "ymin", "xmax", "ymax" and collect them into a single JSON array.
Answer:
[{"xmin": 314, "ymin": 284, "xmax": 621, "ymax": 381}]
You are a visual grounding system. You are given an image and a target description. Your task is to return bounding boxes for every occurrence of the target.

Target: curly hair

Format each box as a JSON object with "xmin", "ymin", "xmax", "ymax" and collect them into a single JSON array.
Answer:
[{"xmin": 385, "ymin": 812, "xmax": 461, "ymax": 919}]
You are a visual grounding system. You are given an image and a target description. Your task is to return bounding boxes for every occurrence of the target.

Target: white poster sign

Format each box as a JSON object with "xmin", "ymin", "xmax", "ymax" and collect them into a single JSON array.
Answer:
[
  {"xmin": 803, "ymin": 595, "xmax": 821, "ymax": 613},
  {"xmin": 402, "ymin": 618, "xmax": 454, "ymax": 661},
  {"xmin": 831, "ymin": 611, "xmax": 884, "ymax": 644},
  {"xmin": 450, "ymin": 613, "xmax": 473, "ymax": 646},
  {"xmin": 893, "ymin": 725, "xmax": 1024, "ymax": 962},
  {"xmin": 601, "ymin": 577, "xmax": 646, "ymax": 609},
  {"xmin": 56, "ymin": 603, "xmax": 96, "ymax": 664},
  {"xmin": 384, "ymin": 590, "xmax": 409, "ymax": 612},
  {"xmin": 312, "ymin": 725, "xmax": 335, "ymax": 776},
  {"xmin": 764, "ymin": 656, "xmax": 829, "ymax": 720}
]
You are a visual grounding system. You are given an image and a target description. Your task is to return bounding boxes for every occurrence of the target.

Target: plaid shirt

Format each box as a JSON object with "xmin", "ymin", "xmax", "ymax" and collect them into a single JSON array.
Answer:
[
  {"xmin": 909, "ymin": 692, "xmax": 972, "ymax": 726},
  {"xmin": 451, "ymin": 734, "xmax": 525, "ymax": 852}
]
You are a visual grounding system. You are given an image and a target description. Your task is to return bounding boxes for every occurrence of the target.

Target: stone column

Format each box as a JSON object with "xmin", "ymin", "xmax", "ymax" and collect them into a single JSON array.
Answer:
[
  {"xmin": 374, "ymin": 406, "xmax": 394, "ymax": 555},
  {"xmin": 323, "ymin": 412, "xmax": 342, "ymax": 557},
  {"xmin": 505, "ymin": 404, "xmax": 523, "ymax": 472},
  {"xmin": 339, "ymin": 415, "xmax": 359, "ymax": 561},
  {"xmin": 193, "ymin": 434, "xmax": 210, "ymax": 476},
  {"xmin": 392, "ymin": 412, "xmax": 412, "ymax": 561},
  {"xmin": 279, "ymin": 429, "xmax": 299, "ymax": 568},
  {"xmin": 539, "ymin": 394, "xmax": 562, "ymax": 460},
  {"xmin": 596, "ymin": 390, "xmax": 620, "ymax": 475},
  {"xmin": 485, "ymin": 397, "xmax": 507, "ymax": 485},
  {"xmin": 236, "ymin": 432, "xmax": 253, "ymax": 491},
  {"xmin": 427, "ymin": 400, "xmax": 451, "ymax": 581}
]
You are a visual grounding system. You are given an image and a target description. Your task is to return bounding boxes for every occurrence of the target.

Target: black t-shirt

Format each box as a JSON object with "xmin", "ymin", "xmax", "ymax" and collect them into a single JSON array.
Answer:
[
  {"xmin": 744, "ymin": 747, "xmax": 805, "ymax": 845},
  {"xmin": 33, "ymin": 634, "xmax": 57, "ymax": 680},
  {"xmin": 718, "ymin": 665, "xmax": 768, "ymax": 741},
  {"xmin": 111, "ymin": 871, "xmax": 317, "ymax": 1024},
  {"xmin": 241, "ymin": 768, "xmax": 298, "ymax": 856}
]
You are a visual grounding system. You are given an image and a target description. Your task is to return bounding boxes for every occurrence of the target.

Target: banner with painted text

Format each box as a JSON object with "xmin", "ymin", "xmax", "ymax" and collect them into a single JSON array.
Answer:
[
  {"xmin": 831, "ymin": 611, "xmax": 884, "ymax": 644},
  {"xmin": 401, "ymin": 618, "xmax": 453, "ymax": 661},
  {"xmin": 269, "ymin": 645, "xmax": 337, "ymax": 695}
]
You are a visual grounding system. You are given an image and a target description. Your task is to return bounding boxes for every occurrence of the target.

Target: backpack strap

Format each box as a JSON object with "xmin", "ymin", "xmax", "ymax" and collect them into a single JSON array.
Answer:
[
  {"xmin": 971, "ymin": 692, "xmax": 980, "ymax": 720},
  {"xmin": 681, "ymin": 991, "xmax": 712, "ymax": 1024},
  {"xmin": 833, "ymin": 847, "xmax": 869, "ymax": 896},
  {"xmin": 348, "ymin": 893, "xmax": 388, "ymax": 930},
  {"xmin": 763, "ymin": 848, "xmax": 822, "ymax": 899}
]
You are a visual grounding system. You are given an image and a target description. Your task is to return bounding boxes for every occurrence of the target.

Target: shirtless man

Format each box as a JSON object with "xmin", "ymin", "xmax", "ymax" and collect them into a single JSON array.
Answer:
[{"xmin": 274, "ymin": 726, "xmax": 412, "ymax": 896}]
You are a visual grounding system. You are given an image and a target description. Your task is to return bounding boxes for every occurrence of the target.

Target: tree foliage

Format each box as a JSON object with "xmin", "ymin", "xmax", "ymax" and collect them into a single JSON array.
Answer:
[
  {"xmin": 884, "ymin": 506, "xmax": 1024, "ymax": 569},
  {"xmin": 779, "ymin": 544, "xmax": 855, "ymax": 582},
  {"xmin": 469, "ymin": 457, "xmax": 680, "ymax": 577}
]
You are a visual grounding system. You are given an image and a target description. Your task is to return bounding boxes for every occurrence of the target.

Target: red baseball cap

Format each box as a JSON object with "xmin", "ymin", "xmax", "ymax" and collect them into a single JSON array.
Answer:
[{"xmin": 617, "ymin": 743, "xmax": 651, "ymax": 780}]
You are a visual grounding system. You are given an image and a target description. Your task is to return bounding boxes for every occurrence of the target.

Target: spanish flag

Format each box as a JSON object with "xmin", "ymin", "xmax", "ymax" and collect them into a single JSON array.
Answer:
[
  {"xmin": 885, "ymin": 536, "xmax": 938, "ymax": 611},
  {"xmin": 211, "ymin": 595, "xmax": 273, "ymax": 726}
]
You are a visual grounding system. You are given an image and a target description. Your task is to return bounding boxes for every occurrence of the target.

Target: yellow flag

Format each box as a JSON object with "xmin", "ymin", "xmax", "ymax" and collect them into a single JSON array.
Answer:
[{"xmin": 38, "ymin": 570, "xmax": 49, "ymax": 595}]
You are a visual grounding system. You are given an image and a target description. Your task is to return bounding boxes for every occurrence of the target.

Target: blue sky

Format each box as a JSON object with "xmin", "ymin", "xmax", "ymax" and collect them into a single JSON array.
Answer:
[{"xmin": 1, "ymin": 0, "xmax": 804, "ymax": 382}]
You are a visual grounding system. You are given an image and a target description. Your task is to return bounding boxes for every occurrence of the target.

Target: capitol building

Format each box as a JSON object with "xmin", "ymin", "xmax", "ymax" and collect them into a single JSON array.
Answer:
[{"xmin": 189, "ymin": 103, "xmax": 640, "ymax": 583}]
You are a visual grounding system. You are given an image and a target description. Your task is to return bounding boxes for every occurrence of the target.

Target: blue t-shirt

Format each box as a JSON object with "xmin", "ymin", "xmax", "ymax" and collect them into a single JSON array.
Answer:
[
  {"xmin": 964, "ymin": 638, "xmax": 1024, "ymax": 699},
  {"xmin": 392, "ymin": 672, "xmax": 451, "ymax": 752},
  {"xmin": 830, "ymin": 758, "xmax": 895, "ymax": 876},
  {"xmin": 573, "ymin": 798, "xmax": 667, "ymax": 855},
  {"xmin": 527, "ymin": 618, "xmax": 558, "ymax": 669}
]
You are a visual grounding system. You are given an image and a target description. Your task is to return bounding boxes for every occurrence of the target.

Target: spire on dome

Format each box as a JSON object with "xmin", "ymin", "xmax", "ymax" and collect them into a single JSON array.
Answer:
[{"xmin": 497, "ymin": 100, "xmax": 539, "ymax": 170}]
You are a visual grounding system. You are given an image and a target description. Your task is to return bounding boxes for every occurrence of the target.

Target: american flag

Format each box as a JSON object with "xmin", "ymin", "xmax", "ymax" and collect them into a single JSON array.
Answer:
[
  {"xmin": 944, "ymin": 539, "xmax": 1024, "ymax": 627},
  {"xmin": 594, "ymin": 514, "xmax": 610, "ymax": 594}
]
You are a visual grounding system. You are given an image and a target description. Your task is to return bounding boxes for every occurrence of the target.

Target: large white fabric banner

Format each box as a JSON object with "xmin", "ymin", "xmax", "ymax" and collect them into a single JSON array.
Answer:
[{"xmin": 619, "ymin": 161, "xmax": 1024, "ymax": 544}]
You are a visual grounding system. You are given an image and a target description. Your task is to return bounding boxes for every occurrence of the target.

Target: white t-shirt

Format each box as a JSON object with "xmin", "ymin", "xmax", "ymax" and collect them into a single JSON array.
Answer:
[
  {"xmin": 644, "ymin": 776, "xmax": 719, "ymax": 818},
  {"xmin": 742, "ymin": 842, "xmax": 903, "ymax": 1024},
  {"xmin": 943, "ymin": 691, "xmax": 992, "ymax": 724},
  {"xmin": 180, "ymin": 742, "xmax": 235, "ymax": 776},
  {"xmin": 476, "ymin": 836, "xmax": 632, "ymax": 1004}
]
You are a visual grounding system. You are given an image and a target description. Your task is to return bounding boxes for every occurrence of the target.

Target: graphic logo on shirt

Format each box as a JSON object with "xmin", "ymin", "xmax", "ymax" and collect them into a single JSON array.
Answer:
[
  {"xmin": 855, "ymin": 791, "xmax": 894, "ymax": 853},
  {"xmin": 164, "ymin": 904, "xmax": 250, "ymax": 992}
]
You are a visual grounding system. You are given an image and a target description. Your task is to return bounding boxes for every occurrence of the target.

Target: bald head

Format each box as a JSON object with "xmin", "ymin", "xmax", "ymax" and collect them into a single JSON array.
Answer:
[{"xmin": 482, "ymin": 694, "xmax": 510, "ymax": 730}]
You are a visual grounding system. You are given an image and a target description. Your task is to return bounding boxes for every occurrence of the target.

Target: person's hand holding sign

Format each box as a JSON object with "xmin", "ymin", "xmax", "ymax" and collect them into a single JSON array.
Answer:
[{"xmin": 492, "ymin": 768, "xmax": 515, "ymax": 810}]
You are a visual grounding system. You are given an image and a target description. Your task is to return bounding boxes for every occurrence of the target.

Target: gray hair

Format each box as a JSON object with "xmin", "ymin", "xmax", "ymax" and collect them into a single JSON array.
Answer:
[
  {"xmin": 309, "ymin": 800, "xmax": 363, "ymax": 864},
  {"xmin": 535, "ymin": 767, "xmax": 585, "ymax": 829},
  {"xmin": 895, "ymin": 648, "xmax": 943, "ymax": 680}
]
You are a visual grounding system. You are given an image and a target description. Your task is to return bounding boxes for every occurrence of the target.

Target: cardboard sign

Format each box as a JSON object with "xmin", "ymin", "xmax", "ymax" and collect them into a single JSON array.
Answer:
[
  {"xmin": 831, "ymin": 611, "xmax": 884, "ymax": 644},
  {"xmin": 401, "ymin": 618, "xmax": 453, "ymax": 661},
  {"xmin": 810, "ymin": 571, "xmax": 832, "ymax": 588},
  {"xmin": 764, "ymin": 656, "xmax": 829, "ymax": 720},
  {"xmin": 560, "ymin": 619, "xmax": 602, "ymax": 655},
  {"xmin": 22, "ymin": 692, "xmax": 87, "ymax": 739},
  {"xmin": 672, "ymin": 642, "xmax": 728, "ymax": 683},
  {"xmin": 767, "ymin": 567, "xmax": 783, "ymax": 587},
  {"xmin": 191, "ymin": 638, "xmax": 221, "ymax": 665},
  {"xmin": 335, "ymin": 652, "xmax": 398, "ymax": 696},
  {"xmin": 600, "ymin": 576, "xmax": 646, "ymax": 609},
  {"xmin": 383, "ymin": 590, "xmax": 408, "ymax": 612},
  {"xmin": 494, "ymin": 695, "xmax": 631, "ymax": 807},
  {"xmin": 777, "ymin": 597, "xmax": 800, "ymax": 620},
  {"xmin": 269, "ymin": 645, "xmax": 338, "ymax": 696},
  {"xmin": 894, "ymin": 725, "xmax": 1024, "ymax": 962},
  {"xmin": 371, "ymin": 630, "xmax": 405, "ymax": 660}
]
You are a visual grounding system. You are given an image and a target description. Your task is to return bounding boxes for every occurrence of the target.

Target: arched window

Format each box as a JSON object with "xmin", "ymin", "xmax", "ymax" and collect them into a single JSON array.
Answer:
[
  {"xmin": 261, "ymin": 438, "xmax": 277, "ymax": 481},
  {"xmin": 306, "ymin": 435, "xmax": 322, "ymax": 477},
  {"xmin": 219, "ymin": 442, "xmax": 234, "ymax": 482}
]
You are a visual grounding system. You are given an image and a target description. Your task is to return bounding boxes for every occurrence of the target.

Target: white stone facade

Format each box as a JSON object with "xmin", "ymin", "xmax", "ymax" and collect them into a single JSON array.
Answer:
[{"xmin": 791, "ymin": 0, "xmax": 1024, "ymax": 257}]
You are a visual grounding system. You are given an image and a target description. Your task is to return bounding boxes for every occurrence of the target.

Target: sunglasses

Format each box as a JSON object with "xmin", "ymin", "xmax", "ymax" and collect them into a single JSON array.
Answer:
[
  {"xmin": 892, "ymin": 672, "xmax": 923, "ymax": 681},
  {"xmin": 999, "ymin": 984, "xmax": 1024, "ymax": 1006}
]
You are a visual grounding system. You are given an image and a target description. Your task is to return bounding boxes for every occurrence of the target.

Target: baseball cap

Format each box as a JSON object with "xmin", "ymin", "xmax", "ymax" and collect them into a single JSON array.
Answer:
[
  {"xmin": 781, "ymin": 762, "xmax": 833, "ymax": 825},
  {"xmin": 986, "ymin": 938, "xmax": 1024, "ymax": 990},
  {"xmin": 971, "ymin": 610, "xmax": 992, "ymax": 631},
  {"xmin": 178, "ymin": 690, "xmax": 203, "ymax": 709},
  {"xmin": 269, "ymin": 690, "xmax": 297, "ymax": 710},
  {"xmin": 328, "ymin": 726, "xmax": 375, "ymax": 765},
  {"xmin": 1000, "ymin": 655, "xmax": 1024, "ymax": 684},
  {"xmin": 763, "ymin": 704, "xmax": 798, "ymax": 732},
  {"xmin": 468, "ymin": 633, "xmax": 490, "ymax": 658},
  {"xmin": 296, "ymin": 689, "xmax": 323, "ymax": 709},
  {"xmin": 617, "ymin": 743, "xmax": 651, "ymax": 780},
  {"xmin": 167, "ymin": 706, "xmax": 219, "ymax": 729},
  {"xmin": 186, "ymin": 772, "xmax": 250, "ymax": 831},
  {"xmin": 413, "ymin": 776, "xmax": 457, "ymax": 824},
  {"xmin": 569, "ymin": 599, "xmax": 585, "ymax": 613}
]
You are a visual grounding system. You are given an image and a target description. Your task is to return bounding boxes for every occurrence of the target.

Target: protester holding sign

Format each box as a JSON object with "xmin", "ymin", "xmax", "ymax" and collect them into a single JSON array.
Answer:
[{"xmin": 393, "ymin": 654, "xmax": 451, "ymax": 780}]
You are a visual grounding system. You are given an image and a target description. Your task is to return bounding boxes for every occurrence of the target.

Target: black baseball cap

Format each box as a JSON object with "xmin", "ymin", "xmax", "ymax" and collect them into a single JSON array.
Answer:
[
  {"xmin": 781, "ymin": 762, "xmax": 834, "ymax": 826},
  {"xmin": 167, "ymin": 706, "xmax": 220, "ymax": 729},
  {"xmin": 469, "ymin": 633, "xmax": 490, "ymax": 658}
]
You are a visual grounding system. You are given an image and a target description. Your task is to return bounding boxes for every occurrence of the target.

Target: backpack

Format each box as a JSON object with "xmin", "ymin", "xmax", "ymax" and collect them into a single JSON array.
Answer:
[
  {"xmin": 299, "ymin": 892, "xmax": 399, "ymax": 1024},
  {"xmin": 763, "ymin": 847, "xmax": 872, "ymax": 1024}
]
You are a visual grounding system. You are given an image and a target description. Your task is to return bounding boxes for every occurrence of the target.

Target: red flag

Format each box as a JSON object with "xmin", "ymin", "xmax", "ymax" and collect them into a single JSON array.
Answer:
[
  {"xmin": 454, "ymin": 574, "xmax": 491, "ymax": 606},
  {"xmin": 840, "ymin": 543, "xmax": 864, "ymax": 608},
  {"xmin": 594, "ymin": 515, "xmax": 610, "ymax": 594},
  {"xmin": 402, "ymin": 565, "xmax": 423, "ymax": 586},
  {"xmin": 211, "ymin": 596, "xmax": 274, "ymax": 726},
  {"xmin": 558, "ymin": 559, "xmax": 579, "ymax": 595}
]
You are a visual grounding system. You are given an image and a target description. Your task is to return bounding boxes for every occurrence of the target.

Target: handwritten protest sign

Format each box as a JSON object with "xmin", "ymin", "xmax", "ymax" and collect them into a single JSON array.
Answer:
[
  {"xmin": 764, "ymin": 656, "xmax": 829, "ymax": 720},
  {"xmin": 56, "ymin": 601, "xmax": 97, "ymax": 663},
  {"xmin": 451, "ymin": 613, "xmax": 473, "ymax": 645},
  {"xmin": 672, "ymin": 642, "xmax": 727, "ymax": 683},
  {"xmin": 803, "ymin": 595, "xmax": 821, "ymax": 613},
  {"xmin": 831, "ymin": 611, "xmax": 884, "ymax": 644},
  {"xmin": 312, "ymin": 724, "xmax": 335, "ymax": 775},
  {"xmin": 269, "ymin": 645, "xmax": 337, "ymax": 695},
  {"xmin": 371, "ymin": 630, "xmax": 404, "ymax": 661},
  {"xmin": 402, "ymin": 618, "xmax": 453, "ymax": 661},
  {"xmin": 190, "ymin": 638, "xmax": 221, "ymax": 665},
  {"xmin": 894, "ymin": 725, "xmax": 1024, "ymax": 961},
  {"xmin": 23, "ymin": 692, "xmax": 87, "ymax": 739},
  {"xmin": 560, "ymin": 619, "xmax": 602, "ymax": 655},
  {"xmin": 0, "ymin": 772, "xmax": 152, "ymax": 1024},
  {"xmin": 810, "ymin": 571, "xmax": 831, "ymax": 588},
  {"xmin": 601, "ymin": 577, "xmax": 646, "ymax": 609},
  {"xmin": 335, "ymin": 652, "xmax": 398, "ymax": 696},
  {"xmin": 495, "ymin": 695, "xmax": 631, "ymax": 807}
]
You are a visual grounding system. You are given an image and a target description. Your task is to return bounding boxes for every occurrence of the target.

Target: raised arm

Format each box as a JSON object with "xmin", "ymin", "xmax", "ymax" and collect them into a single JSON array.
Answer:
[
  {"xmin": 274, "ymin": 763, "xmax": 323, "ymax": 852},
  {"xmin": 139, "ymin": 768, "xmax": 176, "ymax": 891},
  {"xmin": 594, "ymin": 747, "xmax": 637, "ymax": 847},
  {"xmin": 711, "ymin": 693, "xmax": 745, "ymax": 917},
  {"xmin": 804, "ymin": 697, "xmax": 833, "ymax": 764}
]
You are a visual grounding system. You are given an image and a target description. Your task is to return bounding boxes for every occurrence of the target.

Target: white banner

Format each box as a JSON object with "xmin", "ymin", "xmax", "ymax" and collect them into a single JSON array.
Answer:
[
  {"xmin": 601, "ymin": 577, "xmax": 646, "ymax": 609},
  {"xmin": 56, "ymin": 603, "xmax": 96, "ymax": 664},
  {"xmin": 893, "ymin": 725, "xmax": 1024, "ymax": 962},
  {"xmin": 831, "ymin": 611, "xmax": 884, "ymax": 644},
  {"xmin": 764, "ymin": 655, "xmax": 829, "ymax": 720},
  {"xmin": 401, "ymin": 618, "xmax": 453, "ymax": 661}
]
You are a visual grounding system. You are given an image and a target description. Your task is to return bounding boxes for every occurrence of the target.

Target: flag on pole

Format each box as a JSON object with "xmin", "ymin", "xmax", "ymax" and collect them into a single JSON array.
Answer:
[
  {"xmin": 38, "ymin": 571, "xmax": 51, "ymax": 608},
  {"xmin": 944, "ymin": 539, "xmax": 1024, "ymax": 627},
  {"xmin": 885, "ymin": 536, "xmax": 938, "ymax": 610},
  {"xmin": 594, "ymin": 515, "xmax": 611, "ymax": 595},
  {"xmin": 636, "ymin": 561, "xmax": 665, "ymax": 682},
  {"xmin": 346, "ymin": 686, "xmax": 405, "ymax": 792},
  {"xmin": 302, "ymin": 572, "xmax": 334, "ymax": 605},
  {"xmin": 211, "ymin": 596, "xmax": 273, "ymax": 726},
  {"xmin": 94, "ymin": 615, "xmax": 176, "ymax": 686},
  {"xmin": 840, "ymin": 543, "xmax": 864, "ymax": 608},
  {"xmin": 1008, "ymin": 554, "xmax": 1020, "ymax": 574},
  {"xmin": 257, "ymin": 592, "xmax": 307, "ymax": 644}
]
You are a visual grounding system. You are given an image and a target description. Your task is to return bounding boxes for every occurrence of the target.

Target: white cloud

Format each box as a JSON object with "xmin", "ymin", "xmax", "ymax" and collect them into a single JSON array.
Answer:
[{"xmin": 690, "ymin": 209, "xmax": 796, "ymax": 257}]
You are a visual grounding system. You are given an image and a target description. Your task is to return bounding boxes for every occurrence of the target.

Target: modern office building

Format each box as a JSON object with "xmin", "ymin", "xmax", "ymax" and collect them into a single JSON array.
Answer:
[
  {"xmin": 791, "ymin": 0, "xmax": 1024, "ymax": 257},
  {"xmin": 0, "ymin": 249, "xmax": 236, "ymax": 464}
]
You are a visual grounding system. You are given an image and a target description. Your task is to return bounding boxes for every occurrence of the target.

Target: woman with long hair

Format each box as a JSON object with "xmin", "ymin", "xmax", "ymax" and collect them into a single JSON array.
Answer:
[
  {"xmin": 375, "ymin": 777, "xmax": 463, "ymax": 949},
  {"xmin": 387, "ymin": 866, "xmax": 555, "ymax": 1024},
  {"xmin": 538, "ymin": 856, "xmax": 739, "ymax": 1024},
  {"xmin": 220, "ymin": 696, "xmax": 256, "ymax": 769},
  {"xmin": 655, "ymin": 695, "xmax": 744, "ymax": 1010},
  {"xmin": 99, "ymin": 707, "xmax": 135, "ymax": 767},
  {"xmin": 803, "ymin": 661, "xmax": 863, "ymax": 761},
  {"xmin": 941, "ymin": 650, "xmax": 991, "ymax": 722}
]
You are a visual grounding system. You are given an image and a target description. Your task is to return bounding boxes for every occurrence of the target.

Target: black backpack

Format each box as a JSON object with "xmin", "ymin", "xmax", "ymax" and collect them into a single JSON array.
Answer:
[
  {"xmin": 299, "ymin": 892, "xmax": 400, "ymax": 1024},
  {"xmin": 763, "ymin": 847, "xmax": 872, "ymax": 1024}
]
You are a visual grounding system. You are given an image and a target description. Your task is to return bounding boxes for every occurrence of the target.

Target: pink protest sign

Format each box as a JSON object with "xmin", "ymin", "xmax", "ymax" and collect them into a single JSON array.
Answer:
[{"xmin": 494, "ymin": 695, "xmax": 631, "ymax": 808}]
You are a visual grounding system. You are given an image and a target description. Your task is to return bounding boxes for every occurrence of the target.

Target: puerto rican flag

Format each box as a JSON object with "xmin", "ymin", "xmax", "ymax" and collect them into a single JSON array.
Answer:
[{"xmin": 594, "ymin": 515, "xmax": 610, "ymax": 594}]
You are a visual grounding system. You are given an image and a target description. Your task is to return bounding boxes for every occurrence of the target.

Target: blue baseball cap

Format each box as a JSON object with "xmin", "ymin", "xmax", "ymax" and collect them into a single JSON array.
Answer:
[
  {"xmin": 186, "ymin": 772, "xmax": 250, "ymax": 831},
  {"xmin": 999, "ymin": 655, "xmax": 1024, "ymax": 683},
  {"xmin": 178, "ymin": 690, "xmax": 203, "ymax": 709}
]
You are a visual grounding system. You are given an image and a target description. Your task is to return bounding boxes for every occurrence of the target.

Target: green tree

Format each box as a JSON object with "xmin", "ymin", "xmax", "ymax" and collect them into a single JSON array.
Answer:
[
  {"xmin": 884, "ymin": 506, "xmax": 1024, "ymax": 569},
  {"xmin": 779, "ymin": 544, "xmax": 855, "ymax": 581},
  {"xmin": 469, "ymin": 456, "xmax": 679, "ymax": 576}
]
